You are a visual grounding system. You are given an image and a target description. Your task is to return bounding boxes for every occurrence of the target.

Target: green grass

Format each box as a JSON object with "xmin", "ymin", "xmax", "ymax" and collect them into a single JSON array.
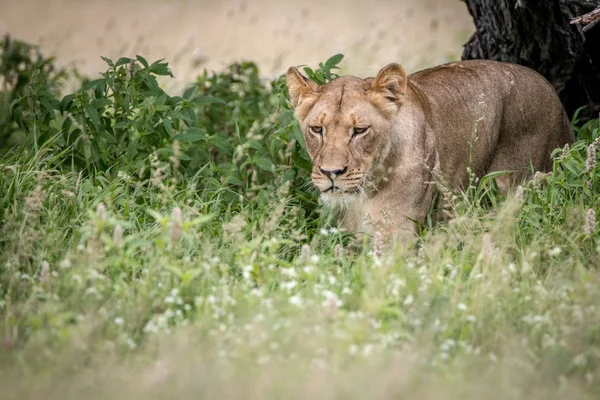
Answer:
[{"xmin": 0, "ymin": 44, "xmax": 600, "ymax": 399}]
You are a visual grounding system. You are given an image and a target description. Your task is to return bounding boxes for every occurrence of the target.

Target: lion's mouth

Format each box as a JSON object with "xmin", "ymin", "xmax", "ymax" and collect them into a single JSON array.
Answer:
[
  {"xmin": 321, "ymin": 185, "xmax": 360, "ymax": 194},
  {"xmin": 323, "ymin": 186, "xmax": 341, "ymax": 193}
]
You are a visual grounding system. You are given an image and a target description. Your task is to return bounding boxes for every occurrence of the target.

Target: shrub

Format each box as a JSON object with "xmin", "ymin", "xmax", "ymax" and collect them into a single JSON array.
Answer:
[{"xmin": 0, "ymin": 35, "xmax": 69, "ymax": 152}]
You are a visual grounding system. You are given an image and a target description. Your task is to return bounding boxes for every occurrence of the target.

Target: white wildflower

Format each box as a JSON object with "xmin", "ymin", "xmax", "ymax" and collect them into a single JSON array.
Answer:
[
  {"xmin": 60, "ymin": 258, "xmax": 72, "ymax": 269},
  {"xmin": 281, "ymin": 267, "xmax": 297, "ymax": 278},
  {"xmin": 281, "ymin": 280, "xmax": 298, "ymax": 291},
  {"xmin": 548, "ymin": 247, "xmax": 562, "ymax": 257},
  {"xmin": 127, "ymin": 338, "xmax": 137, "ymax": 349},
  {"xmin": 289, "ymin": 295, "xmax": 303, "ymax": 307},
  {"xmin": 243, "ymin": 265, "xmax": 253, "ymax": 280},
  {"xmin": 362, "ymin": 344, "xmax": 373, "ymax": 356}
]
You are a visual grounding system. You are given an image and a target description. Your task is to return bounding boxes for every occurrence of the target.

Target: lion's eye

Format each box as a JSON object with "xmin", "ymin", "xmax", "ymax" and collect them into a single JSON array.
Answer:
[
  {"xmin": 310, "ymin": 126, "xmax": 323, "ymax": 135},
  {"xmin": 353, "ymin": 126, "xmax": 369, "ymax": 136}
]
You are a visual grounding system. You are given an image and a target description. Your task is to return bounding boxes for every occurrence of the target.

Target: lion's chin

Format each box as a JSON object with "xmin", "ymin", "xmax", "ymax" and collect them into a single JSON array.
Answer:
[{"xmin": 319, "ymin": 190, "xmax": 359, "ymax": 208}]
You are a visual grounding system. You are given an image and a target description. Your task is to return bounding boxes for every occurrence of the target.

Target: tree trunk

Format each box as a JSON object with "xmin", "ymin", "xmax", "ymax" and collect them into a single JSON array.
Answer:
[{"xmin": 462, "ymin": 0, "xmax": 600, "ymax": 120}]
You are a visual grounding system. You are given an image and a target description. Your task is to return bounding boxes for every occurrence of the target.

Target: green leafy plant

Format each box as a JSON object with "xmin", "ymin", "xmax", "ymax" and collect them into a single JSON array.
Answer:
[
  {"xmin": 301, "ymin": 53, "xmax": 345, "ymax": 84},
  {"xmin": 0, "ymin": 35, "xmax": 68, "ymax": 152},
  {"xmin": 11, "ymin": 55, "xmax": 227, "ymax": 175}
]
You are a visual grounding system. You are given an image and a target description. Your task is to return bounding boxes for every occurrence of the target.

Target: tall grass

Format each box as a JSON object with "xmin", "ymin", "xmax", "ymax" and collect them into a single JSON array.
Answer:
[{"xmin": 0, "ymin": 43, "xmax": 599, "ymax": 399}]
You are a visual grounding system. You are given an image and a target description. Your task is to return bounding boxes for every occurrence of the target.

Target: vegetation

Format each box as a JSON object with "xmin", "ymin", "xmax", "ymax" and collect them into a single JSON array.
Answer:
[{"xmin": 0, "ymin": 38, "xmax": 599, "ymax": 399}]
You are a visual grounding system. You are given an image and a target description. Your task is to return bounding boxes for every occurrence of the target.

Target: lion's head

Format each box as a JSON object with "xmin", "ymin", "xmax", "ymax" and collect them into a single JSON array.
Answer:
[{"xmin": 286, "ymin": 64, "xmax": 407, "ymax": 206}]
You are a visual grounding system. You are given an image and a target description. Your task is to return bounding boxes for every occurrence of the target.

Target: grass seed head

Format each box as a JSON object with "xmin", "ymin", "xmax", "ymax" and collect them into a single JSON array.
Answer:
[
  {"xmin": 584, "ymin": 209, "xmax": 596, "ymax": 235},
  {"xmin": 586, "ymin": 142, "xmax": 597, "ymax": 174},
  {"xmin": 170, "ymin": 207, "xmax": 182, "ymax": 243}
]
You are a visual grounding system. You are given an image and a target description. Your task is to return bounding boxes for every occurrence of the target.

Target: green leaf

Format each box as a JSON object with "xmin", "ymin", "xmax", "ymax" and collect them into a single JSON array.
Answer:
[
  {"xmin": 282, "ymin": 168, "xmax": 296, "ymax": 183},
  {"xmin": 84, "ymin": 105, "xmax": 101, "ymax": 131},
  {"xmin": 94, "ymin": 82, "xmax": 105, "ymax": 99},
  {"xmin": 154, "ymin": 94, "xmax": 168, "ymax": 106},
  {"xmin": 143, "ymin": 75, "xmax": 160, "ymax": 91},
  {"xmin": 101, "ymin": 56, "xmax": 115, "ymax": 68},
  {"xmin": 116, "ymin": 57, "xmax": 132, "ymax": 67},
  {"xmin": 10, "ymin": 97, "xmax": 22, "ymax": 110},
  {"xmin": 168, "ymin": 111, "xmax": 193, "ymax": 124},
  {"xmin": 61, "ymin": 117, "xmax": 73, "ymax": 135},
  {"xmin": 292, "ymin": 124, "xmax": 306, "ymax": 152},
  {"xmin": 294, "ymin": 155, "xmax": 312, "ymax": 172},
  {"xmin": 178, "ymin": 152, "xmax": 192, "ymax": 161},
  {"xmin": 12, "ymin": 106, "xmax": 25, "ymax": 130},
  {"xmin": 209, "ymin": 135, "xmax": 234, "ymax": 156},
  {"xmin": 184, "ymin": 108, "xmax": 198, "ymax": 125},
  {"xmin": 163, "ymin": 117, "xmax": 173, "ymax": 136},
  {"xmin": 91, "ymin": 98, "xmax": 112, "ymax": 109},
  {"xmin": 225, "ymin": 175, "xmax": 244, "ymax": 187},
  {"xmin": 114, "ymin": 121, "xmax": 129, "ymax": 129},
  {"xmin": 191, "ymin": 95, "xmax": 225, "ymax": 105},
  {"xmin": 149, "ymin": 59, "xmax": 173, "ymax": 77},
  {"xmin": 60, "ymin": 94, "xmax": 76, "ymax": 113},
  {"xmin": 247, "ymin": 139, "xmax": 264, "ymax": 151},
  {"xmin": 136, "ymin": 55, "xmax": 149, "ymax": 68},
  {"xmin": 50, "ymin": 98, "xmax": 61, "ymax": 109},
  {"xmin": 183, "ymin": 85, "xmax": 197, "ymax": 100},
  {"xmin": 154, "ymin": 105, "xmax": 171, "ymax": 112},
  {"xmin": 95, "ymin": 135, "xmax": 108, "ymax": 155},
  {"xmin": 40, "ymin": 99, "xmax": 56, "ymax": 120},
  {"xmin": 176, "ymin": 128, "xmax": 205, "ymax": 142},
  {"xmin": 253, "ymin": 155, "xmax": 274, "ymax": 172},
  {"xmin": 83, "ymin": 79, "xmax": 105, "ymax": 91},
  {"xmin": 303, "ymin": 67, "xmax": 314, "ymax": 77},
  {"xmin": 325, "ymin": 53, "xmax": 344, "ymax": 68}
]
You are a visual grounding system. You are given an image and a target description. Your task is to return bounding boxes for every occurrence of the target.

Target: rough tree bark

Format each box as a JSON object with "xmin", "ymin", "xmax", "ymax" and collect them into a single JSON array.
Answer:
[{"xmin": 461, "ymin": 0, "xmax": 600, "ymax": 120}]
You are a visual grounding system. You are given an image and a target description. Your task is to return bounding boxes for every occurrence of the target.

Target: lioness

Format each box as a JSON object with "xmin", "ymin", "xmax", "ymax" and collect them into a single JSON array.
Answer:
[{"xmin": 286, "ymin": 60, "xmax": 574, "ymax": 242}]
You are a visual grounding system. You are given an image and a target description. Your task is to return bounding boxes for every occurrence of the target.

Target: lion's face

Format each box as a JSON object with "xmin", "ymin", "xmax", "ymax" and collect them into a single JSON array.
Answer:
[{"xmin": 286, "ymin": 64, "xmax": 407, "ymax": 206}]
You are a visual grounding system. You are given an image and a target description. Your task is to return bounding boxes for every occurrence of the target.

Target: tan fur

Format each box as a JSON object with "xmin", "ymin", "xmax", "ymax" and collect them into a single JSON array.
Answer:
[{"xmin": 286, "ymin": 60, "xmax": 574, "ymax": 243}]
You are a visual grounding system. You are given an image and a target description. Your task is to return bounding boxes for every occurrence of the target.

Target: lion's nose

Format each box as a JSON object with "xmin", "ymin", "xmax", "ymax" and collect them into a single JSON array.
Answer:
[{"xmin": 319, "ymin": 166, "xmax": 348, "ymax": 180}]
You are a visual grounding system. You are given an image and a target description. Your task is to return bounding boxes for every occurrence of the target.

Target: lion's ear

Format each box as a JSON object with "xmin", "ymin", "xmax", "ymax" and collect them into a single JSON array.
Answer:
[
  {"xmin": 286, "ymin": 67, "xmax": 318, "ymax": 108},
  {"xmin": 370, "ymin": 63, "xmax": 407, "ymax": 103}
]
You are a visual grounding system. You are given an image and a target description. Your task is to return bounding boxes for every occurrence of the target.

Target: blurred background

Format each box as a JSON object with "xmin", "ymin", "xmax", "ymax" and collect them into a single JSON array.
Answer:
[{"xmin": 0, "ymin": 0, "xmax": 473, "ymax": 87}]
